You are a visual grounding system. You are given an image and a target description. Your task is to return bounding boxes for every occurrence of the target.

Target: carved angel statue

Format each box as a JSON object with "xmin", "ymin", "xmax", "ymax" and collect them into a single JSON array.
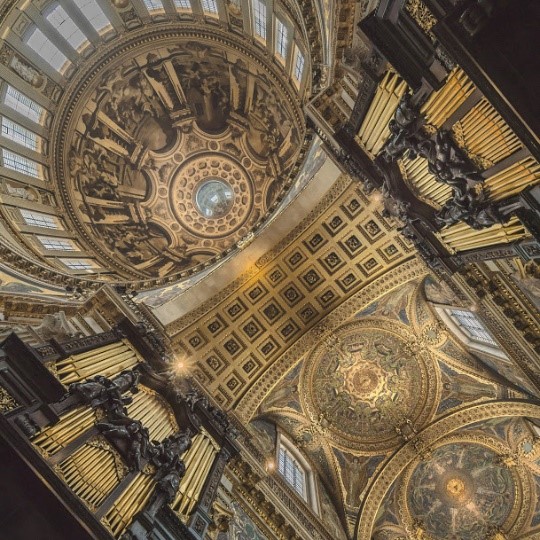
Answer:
[
  {"xmin": 97, "ymin": 418, "xmax": 151, "ymax": 471},
  {"xmin": 68, "ymin": 369, "xmax": 140, "ymax": 410},
  {"xmin": 33, "ymin": 312, "xmax": 75, "ymax": 342},
  {"xmin": 380, "ymin": 93, "xmax": 424, "ymax": 162},
  {"xmin": 150, "ymin": 429, "xmax": 193, "ymax": 472},
  {"xmin": 145, "ymin": 460, "xmax": 187, "ymax": 518}
]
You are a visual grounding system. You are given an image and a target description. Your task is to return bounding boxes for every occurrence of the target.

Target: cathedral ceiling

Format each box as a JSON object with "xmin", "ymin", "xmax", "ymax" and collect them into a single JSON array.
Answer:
[
  {"xmin": 246, "ymin": 278, "xmax": 536, "ymax": 538},
  {"xmin": 165, "ymin": 176, "xmax": 420, "ymax": 413},
  {"xmin": 55, "ymin": 28, "xmax": 306, "ymax": 282}
]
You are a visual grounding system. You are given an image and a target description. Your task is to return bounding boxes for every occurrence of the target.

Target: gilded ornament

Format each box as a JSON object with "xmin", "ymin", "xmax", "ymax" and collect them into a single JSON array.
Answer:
[
  {"xmin": 405, "ymin": 0, "xmax": 437, "ymax": 35},
  {"xmin": 0, "ymin": 384, "xmax": 18, "ymax": 413}
]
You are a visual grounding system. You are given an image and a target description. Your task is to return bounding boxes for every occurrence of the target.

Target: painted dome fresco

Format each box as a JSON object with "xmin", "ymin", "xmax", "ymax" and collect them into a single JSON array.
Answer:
[
  {"xmin": 406, "ymin": 443, "xmax": 517, "ymax": 540},
  {"xmin": 0, "ymin": 2, "xmax": 312, "ymax": 289},
  {"xmin": 301, "ymin": 318, "xmax": 439, "ymax": 453},
  {"xmin": 56, "ymin": 31, "xmax": 306, "ymax": 282}
]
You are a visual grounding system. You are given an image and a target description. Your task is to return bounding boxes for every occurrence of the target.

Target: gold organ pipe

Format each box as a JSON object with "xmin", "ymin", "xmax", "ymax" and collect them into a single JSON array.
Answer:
[
  {"xmin": 185, "ymin": 442, "xmax": 214, "ymax": 501},
  {"xmin": 357, "ymin": 71, "xmax": 408, "ymax": 156},
  {"xmin": 33, "ymin": 407, "xmax": 96, "ymax": 455},
  {"xmin": 485, "ymin": 158, "xmax": 540, "ymax": 201},
  {"xmin": 359, "ymin": 72, "xmax": 392, "ymax": 140},
  {"xmin": 437, "ymin": 217, "xmax": 528, "ymax": 252},
  {"xmin": 103, "ymin": 473, "xmax": 154, "ymax": 536},
  {"xmin": 454, "ymin": 99, "xmax": 522, "ymax": 165},
  {"xmin": 399, "ymin": 156, "xmax": 452, "ymax": 207},
  {"xmin": 172, "ymin": 430, "xmax": 219, "ymax": 518},
  {"xmin": 53, "ymin": 341, "xmax": 142, "ymax": 385},
  {"xmin": 421, "ymin": 68, "xmax": 475, "ymax": 127},
  {"xmin": 57, "ymin": 440, "xmax": 121, "ymax": 510},
  {"xmin": 186, "ymin": 446, "xmax": 215, "ymax": 511},
  {"xmin": 126, "ymin": 387, "xmax": 178, "ymax": 440}
]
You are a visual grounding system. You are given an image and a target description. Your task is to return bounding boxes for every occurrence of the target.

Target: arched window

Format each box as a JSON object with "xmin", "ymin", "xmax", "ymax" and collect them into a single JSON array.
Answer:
[
  {"xmin": 278, "ymin": 444, "xmax": 306, "ymax": 498},
  {"xmin": 253, "ymin": 0, "xmax": 267, "ymax": 40},
  {"xmin": 143, "ymin": 0, "xmax": 165, "ymax": 13},
  {"xmin": 276, "ymin": 434, "xmax": 318, "ymax": 513},
  {"xmin": 174, "ymin": 0, "xmax": 192, "ymax": 10},
  {"xmin": 450, "ymin": 309, "xmax": 497, "ymax": 346},
  {"xmin": 275, "ymin": 17, "xmax": 289, "ymax": 60},
  {"xmin": 201, "ymin": 0, "xmax": 218, "ymax": 15},
  {"xmin": 293, "ymin": 47, "xmax": 305, "ymax": 81},
  {"xmin": 60, "ymin": 258, "xmax": 99, "ymax": 273},
  {"xmin": 38, "ymin": 236, "xmax": 79, "ymax": 251}
]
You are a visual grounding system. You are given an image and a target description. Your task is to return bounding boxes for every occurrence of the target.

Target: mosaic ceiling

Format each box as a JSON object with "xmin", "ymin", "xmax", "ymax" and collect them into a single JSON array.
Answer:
[
  {"xmin": 53, "ymin": 30, "xmax": 306, "ymax": 281},
  {"xmin": 302, "ymin": 318, "xmax": 439, "ymax": 453},
  {"xmin": 243, "ymin": 277, "xmax": 540, "ymax": 538}
]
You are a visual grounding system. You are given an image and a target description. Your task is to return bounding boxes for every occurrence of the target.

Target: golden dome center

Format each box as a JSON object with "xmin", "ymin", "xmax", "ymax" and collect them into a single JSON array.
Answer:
[
  {"xmin": 345, "ymin": 363, "xmax": 386, "ymax": 401},
  {"xmin": 446, "ymin": 477, "xmax": 466, "ymax": 498}
]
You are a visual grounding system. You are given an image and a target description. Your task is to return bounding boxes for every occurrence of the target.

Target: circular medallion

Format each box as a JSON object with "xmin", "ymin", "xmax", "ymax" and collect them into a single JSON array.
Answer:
[
  {"xmin": 302, "ymin": 319, "xmax": 439, "ymax": 453},
  {"xmin": 407, "ymin": 443, "xmax": 516, "ymax": 540}
]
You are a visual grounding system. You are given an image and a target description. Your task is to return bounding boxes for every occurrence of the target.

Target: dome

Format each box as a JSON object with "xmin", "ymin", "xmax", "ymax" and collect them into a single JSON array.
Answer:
[
  {"xmin": 0, "ymin": 3, "xmax": 312, "ymax": 289},
  {"xmin": 301, "ymin": 318, "xmax": 439, "ymax": 453},
  {"xmin": 406, "ymin": 443, "xmax": 517, "ymax": 540}
]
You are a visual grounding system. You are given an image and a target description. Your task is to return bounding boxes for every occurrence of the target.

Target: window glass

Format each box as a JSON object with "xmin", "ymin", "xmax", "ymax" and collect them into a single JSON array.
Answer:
[
  {"xmin": 275, "ymin": 18, "xmax": 289, "ymax": 58},
  {"xmin": 21, "ymin": 210, "xmax": 60, "ymax": 229},
  {"xmin": 174, "ymin": 0, "xmax": 191, "ymax": 9},
  {"xmin": 2, "ymin": 149, "xmax": 41, "ymax": 178},
  {"xmin": 253, "ymin": 0, "xmax": 267, "ymax": 39},
  {"xmin": 75, "ymin": 0, "xmax": 110, "ymax": 32},
  {"xmin": 61, "ymin": 258, "xmax": 96, "ymax": 270},
  {"xmin": 46, "ymin": 4, "xmax": 88, "ymax": 50},
  {"xmin": 294, "ymin": 48, "xmax": 304, "ymax": 81},
  {"xmin": 278, "ymin": 446, "xmax": 306, "ymax": 499},
  {"xmin": 450, "ymin": 309, "xmax": 498, "ymax": 346},
  {"xmin": 26, "ymin": 27, "xmax": 69, "ymax": 72},
  {"xmin": 143, "ymin": 0, "xmax": 164, "ymax": 11},
  {"xmin": 1, "ymin": 118, "xmax": 38, "ymax": 150},
  {"xmin": 201, "ymin": 0, "xmax": 218, "ymax": 13},
  {"xmin": 4, "ymin": 86, "xmax": 43, "ymax": 124},
  {"xmin": 38, "ymin": 236, "xmax": 78, "ymax": 251}
]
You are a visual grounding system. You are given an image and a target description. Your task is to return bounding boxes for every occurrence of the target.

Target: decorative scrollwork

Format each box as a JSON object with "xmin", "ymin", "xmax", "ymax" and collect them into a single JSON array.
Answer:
[{"xmin": 0, "ymin": 385, "xmax": 18, "ymax": 413}]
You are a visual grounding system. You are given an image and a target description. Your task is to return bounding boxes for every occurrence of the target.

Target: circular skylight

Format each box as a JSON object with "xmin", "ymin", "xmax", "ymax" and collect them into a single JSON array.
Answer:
[{"xmin": 195, "ymin": 179, "xmax": 235, "ymax": 219}]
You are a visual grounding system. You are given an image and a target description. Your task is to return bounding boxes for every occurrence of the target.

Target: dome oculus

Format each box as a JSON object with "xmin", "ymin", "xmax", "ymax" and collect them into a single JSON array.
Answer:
[{"xmin": 195, "ymin": 179, "xmax": 234, "ymax": 218}]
